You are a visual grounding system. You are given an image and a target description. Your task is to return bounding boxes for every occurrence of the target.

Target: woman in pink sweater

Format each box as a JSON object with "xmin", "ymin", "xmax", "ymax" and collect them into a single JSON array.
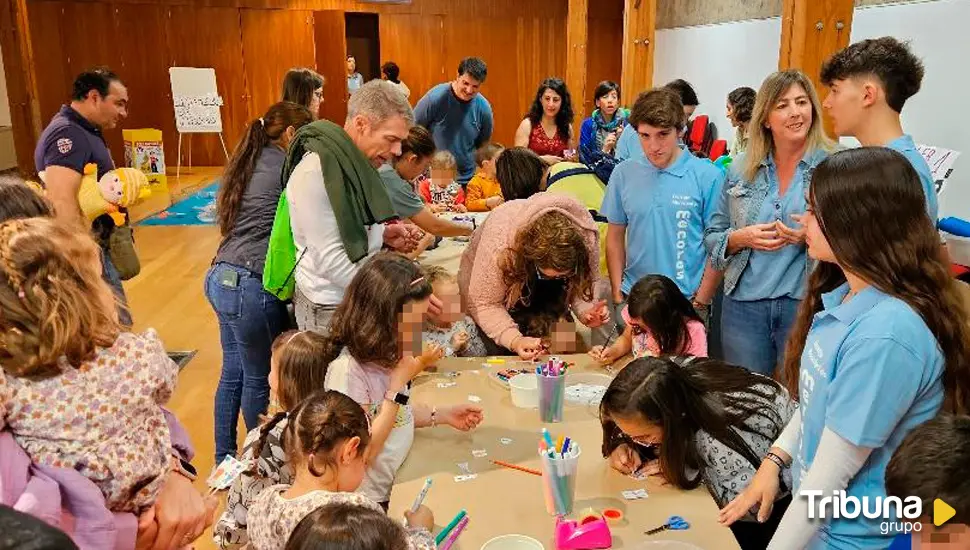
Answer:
[{"xmin": 458, "ymin": 193, "xmax": 608, "ymax": 359}]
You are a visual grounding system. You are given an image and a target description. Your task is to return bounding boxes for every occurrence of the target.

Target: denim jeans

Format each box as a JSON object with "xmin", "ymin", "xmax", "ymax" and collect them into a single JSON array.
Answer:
[
  {"xmin": 205, "ymin": 263, "xmax": 289, "ymax": 462},
  {"xmin": 720, "ymin": 294, "xmax": 801, "ymax": 377},
  {"xmin": 101, "ymin": 247, "xmax": 132, "ymax": 328}
]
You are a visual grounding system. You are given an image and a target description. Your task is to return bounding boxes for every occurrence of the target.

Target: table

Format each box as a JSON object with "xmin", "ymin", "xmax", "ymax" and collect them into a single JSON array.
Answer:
[{"xmin": 389, "ymin": 354, "xmax": 742, "ymax": 550}]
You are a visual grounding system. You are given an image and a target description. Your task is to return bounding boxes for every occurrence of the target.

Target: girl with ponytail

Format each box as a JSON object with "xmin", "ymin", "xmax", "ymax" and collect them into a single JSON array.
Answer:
[
  {"xmin": 600, "ymin": 356, "xmax": 796, "ymax": 550},
  {"xmin": 206, "ymin": 101, "xmax": 313, "ymax": 465},
  {"xmin": 720, "ymin": 148, "xmax": 970, "ymax": 549},
  {"xmin": 213, "ymin": 329, "xmax": 329, "ymax": 550}
]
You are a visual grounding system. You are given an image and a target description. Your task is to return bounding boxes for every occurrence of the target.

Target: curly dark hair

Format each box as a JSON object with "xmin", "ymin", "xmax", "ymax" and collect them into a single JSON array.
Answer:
[
  {"xmin": 820, "ymin": 37, "xmax": 924, "ymax": 113},
  {"xmin": 727, "ymin": 86, "xmax": 756, "ymax": 124},
  {"xmin": 499, "ymin": 210, "xmax": 594, "ymax": 313},
  {"xmin": 526, "ymin": 78, "xmax": 574, "ymax": 143}
]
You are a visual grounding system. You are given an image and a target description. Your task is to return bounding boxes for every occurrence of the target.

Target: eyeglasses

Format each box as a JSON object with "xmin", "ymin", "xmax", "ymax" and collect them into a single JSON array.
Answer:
[
  {"xmin": 624, "ymin": 432, "xmax": 657, "ymax": 449},
  {"xmin": 535, "ymin": 265, "xmax": 574, "ymax": 281}
]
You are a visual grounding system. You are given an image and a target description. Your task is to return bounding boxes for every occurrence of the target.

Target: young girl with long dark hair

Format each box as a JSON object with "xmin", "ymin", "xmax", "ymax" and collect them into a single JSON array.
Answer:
[
  {"xmin": 600, "ymin": 356, "xmax": 796, "ymax": 549},
  {"xmin": 323, "ymin": 253, "xmax": 484, "ymax": 508},
  {"xmin": 719, "ymin": 148, "xmax": 970, "ymax": 549},
  {"xmin": 589, "ymin": 274, "xmax": 707, "ymax": 365},
  {"xmin": 206, "ymin": 101, "xmax": 313, "ymax": 463}
]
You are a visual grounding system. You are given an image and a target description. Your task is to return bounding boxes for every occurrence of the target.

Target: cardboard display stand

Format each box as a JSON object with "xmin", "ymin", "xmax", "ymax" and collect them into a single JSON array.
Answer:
[{"xmin": 123, "ymin": 128, "xmax": 168, "ymax": 194}]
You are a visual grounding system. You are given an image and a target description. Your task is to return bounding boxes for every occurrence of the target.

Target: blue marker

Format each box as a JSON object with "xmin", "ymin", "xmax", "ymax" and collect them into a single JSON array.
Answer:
[{"xmin": 561, "ymin": 437, "xmax": 571, "ymax": 457}]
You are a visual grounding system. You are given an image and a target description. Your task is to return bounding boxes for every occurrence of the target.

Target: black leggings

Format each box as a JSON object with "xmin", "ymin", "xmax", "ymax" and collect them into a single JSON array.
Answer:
[{"xmin": 728, "ymin": 494, "xmax": 792, "ymax": 550}]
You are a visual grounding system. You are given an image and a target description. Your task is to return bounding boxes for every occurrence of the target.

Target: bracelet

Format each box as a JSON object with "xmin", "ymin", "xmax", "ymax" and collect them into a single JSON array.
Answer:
[
  {"xmin": 430, "ymin": 406, "xmax": 438, "ymax": 428},
  {"xmin": 764, "ymin": 452, "xmax": 787, "ymax": 470}
]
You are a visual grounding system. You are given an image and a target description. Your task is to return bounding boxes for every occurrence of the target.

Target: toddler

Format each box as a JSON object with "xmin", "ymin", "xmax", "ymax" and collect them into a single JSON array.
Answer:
[
  {"xmin": 419, "ymin": 151, "xmax": 466, "ymax": 213},
  {"xmin": 421, "ymin": 265, "xmax": 487, "ymax": 357}
]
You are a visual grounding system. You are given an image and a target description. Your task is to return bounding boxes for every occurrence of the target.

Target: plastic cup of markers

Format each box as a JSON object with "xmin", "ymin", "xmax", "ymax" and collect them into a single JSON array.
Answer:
[
  {"xmin": 538, "ymin": 373, "xmax": 566, "ymax": 423},
  {"xmin": 539, "ymin": 442, "xmax": 581, "ymax": 516}
]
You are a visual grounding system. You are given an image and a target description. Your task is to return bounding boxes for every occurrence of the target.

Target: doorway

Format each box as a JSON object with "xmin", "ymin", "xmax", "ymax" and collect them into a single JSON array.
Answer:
[{"xmin": 345, "ymin": 13, "xmax": 381, "ymax": 84}]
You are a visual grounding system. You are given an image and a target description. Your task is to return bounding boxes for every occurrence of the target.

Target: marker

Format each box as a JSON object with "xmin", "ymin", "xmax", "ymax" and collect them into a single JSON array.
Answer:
[
  {"xmin": 542, "ymin": 428, "xmax": 555, "ymax": 450},
  {"xmin": 410, "ymin": 477, "xmax": 432, "ymax": 513},
  {"xmin": 561, "ymin": 437, "xmax": 571, "ymax": 456},
  {"xmin": 435, "ymin": 509, "xmax": 468, "ymax": 545},
  {"xmin": 438, "ymin": 515, "xmax": 470, "ymax": 550}
]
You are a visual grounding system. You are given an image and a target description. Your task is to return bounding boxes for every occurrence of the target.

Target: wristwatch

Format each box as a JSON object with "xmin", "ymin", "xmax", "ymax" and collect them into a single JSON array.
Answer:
[
  {"xmin": 171, "ymin": 454, "xmax": 198, "ymax": 481},
  {"xmin": 384, "ymin": 389, "xmax": 410, "ymax": 406}
]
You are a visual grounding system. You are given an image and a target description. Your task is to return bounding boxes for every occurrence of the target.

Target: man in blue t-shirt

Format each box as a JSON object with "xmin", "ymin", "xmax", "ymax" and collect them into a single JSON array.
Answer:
[
  {"xmin": 34, "ymin": 67, "xmax": 132, "ymax": 326},
  {"xmin": 601, "ymin": 88, "xmax": 724, "ymax": 329},
  {"xmin": 414, "ymin": 57, "xmax": 493, "ymax": 186},
  {"xmin": 821, "ymin": 37, "xmax": 939, "ymax": 221}
]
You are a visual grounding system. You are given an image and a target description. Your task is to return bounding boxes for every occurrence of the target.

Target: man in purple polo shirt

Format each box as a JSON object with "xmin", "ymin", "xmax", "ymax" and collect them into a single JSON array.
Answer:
[{"xmin": 34, "ymin": 67, "xmax": 132, "ymax": 326}]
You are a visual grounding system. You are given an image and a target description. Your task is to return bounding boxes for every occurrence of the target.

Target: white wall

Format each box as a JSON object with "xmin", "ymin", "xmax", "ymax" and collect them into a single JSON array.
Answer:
[
  {"xmin": 850, "ymin": 0, "xmax": 969, "ymax": 218},
  {"xmin": 653, "ymin": 0, "xmax": 968, "ymax": 219},
  {"xmin": 654, "ymin": 17, "xmax": 781, "ymax": 150}
]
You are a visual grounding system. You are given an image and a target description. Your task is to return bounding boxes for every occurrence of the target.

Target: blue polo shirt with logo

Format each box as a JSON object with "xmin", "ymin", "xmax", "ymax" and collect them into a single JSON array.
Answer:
[
  {"xmin": 600, "ymin": 148, "xmax": 724, "ymax": 296},
  {"xmin": 793, "ymin": 284, "xmax": 944, "ymax": 549},
  {"xmin": 35, "ymin": 105, "xmax": 114, "ymax": 179}
]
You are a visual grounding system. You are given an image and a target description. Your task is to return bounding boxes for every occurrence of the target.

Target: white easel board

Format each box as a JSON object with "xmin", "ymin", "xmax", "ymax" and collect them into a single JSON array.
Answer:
[{"xmin": 169, "ymin": 67, "xmax": 224, "ymax": 134}]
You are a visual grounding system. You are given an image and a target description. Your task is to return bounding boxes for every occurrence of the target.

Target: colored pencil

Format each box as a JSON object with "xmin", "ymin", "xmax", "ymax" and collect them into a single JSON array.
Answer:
[
  {"xmin": 435, "ymin": 509, "xmax": 467, "ymax": 545},
  {"xmin": 438, "ymin": 516, "xmax": 470, "ymax": 550},
  {"xmin": 491, "ymin": 459, "xmax": 542, "ymax": 476}
]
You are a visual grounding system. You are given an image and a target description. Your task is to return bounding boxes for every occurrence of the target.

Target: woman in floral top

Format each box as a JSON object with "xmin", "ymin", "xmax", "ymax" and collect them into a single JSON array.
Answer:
[
  {"xmin": 600, "ymin": 356, "xmax": 796, "ymax": 550},
  {"xmin": 246, "ymin": 391, "xmax": 436, "ymax": 550}
]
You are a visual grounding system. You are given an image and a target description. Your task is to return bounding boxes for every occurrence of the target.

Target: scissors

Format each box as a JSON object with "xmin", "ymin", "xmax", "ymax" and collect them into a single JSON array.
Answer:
[{"xmin": 645, "ymin": 515, "xmax": 690, "ymax": 535}]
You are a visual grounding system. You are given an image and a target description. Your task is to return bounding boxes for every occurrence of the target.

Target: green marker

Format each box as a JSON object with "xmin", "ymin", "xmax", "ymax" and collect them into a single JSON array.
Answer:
[{"xmin": 435, "ymin": 509, "xmax": 468, "ymax": 545}]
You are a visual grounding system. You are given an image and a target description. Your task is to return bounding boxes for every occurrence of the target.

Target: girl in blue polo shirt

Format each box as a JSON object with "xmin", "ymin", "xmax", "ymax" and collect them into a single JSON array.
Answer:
[{"xmin": 718, "ymin": 147, "xmax": 970, "ymax": 549}]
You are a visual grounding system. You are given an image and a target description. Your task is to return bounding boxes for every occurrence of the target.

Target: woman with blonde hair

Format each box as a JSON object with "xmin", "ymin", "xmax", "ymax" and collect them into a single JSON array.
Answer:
[{"xmin": 704, "ymin": 70, "xmax": 836, "ymax": 377}]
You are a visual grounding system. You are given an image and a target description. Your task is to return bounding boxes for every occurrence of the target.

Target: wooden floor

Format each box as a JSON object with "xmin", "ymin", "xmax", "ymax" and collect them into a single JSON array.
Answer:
[{"xmin": 125, "ymin": 167, "xmax": 226, "ymax": 549}]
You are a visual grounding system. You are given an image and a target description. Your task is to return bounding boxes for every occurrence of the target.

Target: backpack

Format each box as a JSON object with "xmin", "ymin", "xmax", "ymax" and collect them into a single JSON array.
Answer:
[{"xmin": 687, "ymin": 115, "xmax": 718, "ymax": 159}]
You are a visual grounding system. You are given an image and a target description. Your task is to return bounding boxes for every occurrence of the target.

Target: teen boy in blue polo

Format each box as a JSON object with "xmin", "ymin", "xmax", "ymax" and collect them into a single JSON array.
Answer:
[
  {"xmin": 615, "ymin": 79, "xmax": 699, "ymax": 162},
  {"xmin": 601, "ymin": 88, "xmax": 723, "ymax": 328},
  {"xmin": 821, "ymin": 37, "xmax": 938, "ymax": 221}
]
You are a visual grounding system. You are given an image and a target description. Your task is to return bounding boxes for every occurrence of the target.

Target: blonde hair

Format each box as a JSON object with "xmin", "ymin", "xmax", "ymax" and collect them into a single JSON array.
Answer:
[
  {"xmin": 431, "ymin": 150, "xmax": 457, "ymax": 171},
  {"xmin": 0, "ymin": 218, "xmax": 121, "ymax": 378},
  {"xmin": 742, "ymin": 70, "xmax": 836, "ymax": 182}
]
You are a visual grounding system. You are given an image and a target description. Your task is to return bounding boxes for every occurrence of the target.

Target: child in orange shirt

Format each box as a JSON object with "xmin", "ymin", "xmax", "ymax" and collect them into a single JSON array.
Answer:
[
  {"xmin": 418, "ymin": 151, "xmax": 466, "ymax": 213},
  {"xmin": 465, "ymin": 143, "xmax": 505, "ymax": 212}
]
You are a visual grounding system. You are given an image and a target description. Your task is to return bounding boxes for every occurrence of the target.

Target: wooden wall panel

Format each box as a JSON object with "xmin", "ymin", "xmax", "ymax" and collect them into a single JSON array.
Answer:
[
  {"xmin": 27, "ymin": 2, "xmax": 70, "ymax": 136},
  {"xmin": 166, "ymin": 6, "xmax": 248, "ymax": 166},
  {"xmin": 379, "ymin": 13, "xmax": 444, "ymax": 107},
  {"xmin": 0, "ymin": 0, "xmax": 42, "ymax": 174},
  {"xmin": 586, "ymin": 0, "xmax": 623, "ymax": 116},
  {"xmin": 314, "ymin": 9, "xmax": 347, "ymax": 124},
  {"xmin": 442, "ymin": 14, "xmax": 565, "ymax": 146},
  {"xmin": 240, "ymin": 9, "xmax": 317, "ymax": 124},
  {"xmin": 565, "ymin": 0, "xmax": 589, "ymax": 118},
  {"xmin": 113, "ymin": 4, "xmax": 175, "ymax": 167},
  {"xmin": 14, "ymin": 0, "xmax": 570, "ymax": 170},
  {"xmin": 620, "ymin": 0, "xmax": 656, "ymax": 103}
]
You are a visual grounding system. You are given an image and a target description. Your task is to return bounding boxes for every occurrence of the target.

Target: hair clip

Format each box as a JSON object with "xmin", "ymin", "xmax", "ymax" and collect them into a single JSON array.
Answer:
[
  {"xmin": 16, "ymin": 290, "xmax": 25, "ymax": 300},
  {"xmin": 284, "ymin": 331, "xmax": 303, "ymax": 347},
  {"xmin": 257, "ymin": 117, "xmax": 265, "ymax": 126},
  {"xmin": 410, "ymin": 276, "xmax": 425, "ymax": 286}
]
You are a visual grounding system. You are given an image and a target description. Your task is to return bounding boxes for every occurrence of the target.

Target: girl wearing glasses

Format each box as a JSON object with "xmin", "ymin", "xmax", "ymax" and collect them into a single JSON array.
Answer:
[
  {"xmin": 600, "ymin": 356, "xmax": 796, "ymax": 550},
  {"xmin": 589, "ymin": 274, "xmax": 707, "ymax": 365}
]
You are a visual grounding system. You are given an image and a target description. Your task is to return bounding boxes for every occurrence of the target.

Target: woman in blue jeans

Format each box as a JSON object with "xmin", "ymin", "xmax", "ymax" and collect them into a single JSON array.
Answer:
[
  {"xmin": 704, "ymin": 70, "xmax": 835, "ymax": 377},
  {"xmin": 205, "ymin": 101, "xmax": 313, "ymax": 462}
]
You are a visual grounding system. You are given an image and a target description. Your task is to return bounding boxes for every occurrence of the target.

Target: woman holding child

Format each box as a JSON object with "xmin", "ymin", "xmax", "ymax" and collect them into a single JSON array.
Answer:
[{"xmin": 459, "ymin": 193, "xmax": 609, "ymax": 359}]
